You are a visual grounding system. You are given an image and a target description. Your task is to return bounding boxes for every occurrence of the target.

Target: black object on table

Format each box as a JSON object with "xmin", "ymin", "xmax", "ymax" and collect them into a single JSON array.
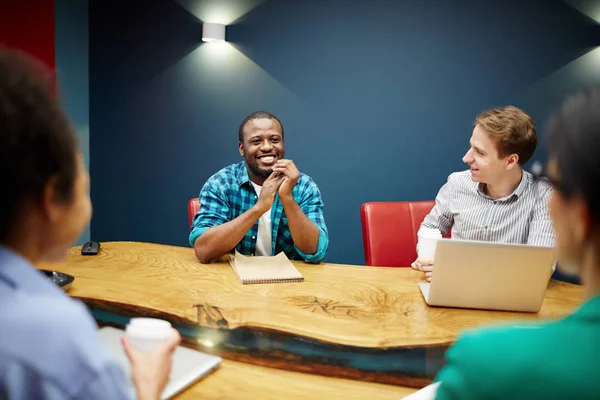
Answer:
[
  {"xmin": 41, "ymin": 270, "xmax": 74, "ymax": 291},
  {"xmin": 81, "ymin": 241, "xmax": 101, "ymax": 255}
]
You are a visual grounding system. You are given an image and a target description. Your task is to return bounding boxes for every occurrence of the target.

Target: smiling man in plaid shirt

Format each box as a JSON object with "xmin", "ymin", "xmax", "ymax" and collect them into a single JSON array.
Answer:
[{"xmin": 190, "ymin": 111, "xmax": 329, "ymax": 264}]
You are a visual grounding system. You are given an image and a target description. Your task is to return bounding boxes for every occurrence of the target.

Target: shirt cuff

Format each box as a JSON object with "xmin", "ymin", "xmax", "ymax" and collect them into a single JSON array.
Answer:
[
  {"xmin": 189, "ymin": 226, "xmax": 209, "ymax": 247},
  {"xmin": 294, "ymin": 228, "xmax": 328, "ymax": 263}
]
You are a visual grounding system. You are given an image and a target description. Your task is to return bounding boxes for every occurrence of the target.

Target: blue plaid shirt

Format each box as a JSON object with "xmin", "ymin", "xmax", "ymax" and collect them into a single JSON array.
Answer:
[{"xmin": 189, "ymin": 161, "xmax": 329, "ymax": 263}]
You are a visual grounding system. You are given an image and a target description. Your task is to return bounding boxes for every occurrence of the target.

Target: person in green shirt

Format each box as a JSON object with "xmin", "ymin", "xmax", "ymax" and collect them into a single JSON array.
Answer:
[{"xmin": 434, "ymin": 87, "xmax": 600, "ymax": 399}]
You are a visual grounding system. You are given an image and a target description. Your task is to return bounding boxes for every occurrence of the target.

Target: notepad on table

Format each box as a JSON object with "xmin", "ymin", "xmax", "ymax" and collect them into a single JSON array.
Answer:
[{"xmin": 228, "ymin": 250, "xmax": 304, "ymax": 284}]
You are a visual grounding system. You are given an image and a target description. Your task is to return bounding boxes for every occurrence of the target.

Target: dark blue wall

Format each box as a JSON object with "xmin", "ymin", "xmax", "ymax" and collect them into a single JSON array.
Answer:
[
  {"xmin": 90, "ymin": 0, "xmax": 600, "ymax": 265},
  {"xmin": 56, "ymin": 0, "xmax": 90, "ymax": 244}
]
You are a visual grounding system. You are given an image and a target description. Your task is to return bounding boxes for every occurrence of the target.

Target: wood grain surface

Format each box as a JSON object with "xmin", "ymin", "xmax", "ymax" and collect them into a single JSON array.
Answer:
[
  {"xmin": 39, "ymin": 241, "xmax": 584, "ymax": 395},
  {"xmin": 175, "ymin": 359, "xmax": 416, "ymax": 399}
]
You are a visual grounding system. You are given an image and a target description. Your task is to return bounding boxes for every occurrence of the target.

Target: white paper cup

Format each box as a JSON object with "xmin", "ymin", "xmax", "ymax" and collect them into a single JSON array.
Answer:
[
  {"xmin": 417, "ymin": 228, "xmax": 442, "ymax": 262},
  {"xmin": 128, "ymin": 318, "xmax": 172, "ymax": 329},
  {"xmin": 125, "ymin": 318, "xmax": 173, "ymax": 352}
]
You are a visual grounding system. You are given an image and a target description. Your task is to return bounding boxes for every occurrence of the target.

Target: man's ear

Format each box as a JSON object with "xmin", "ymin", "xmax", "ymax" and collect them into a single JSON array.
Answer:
[
  {"xmin": 238, "ymin": 142, "xmax": 244, "ymax": 157},
  {"xmin": 505, "ymin": 153, "xmax": 519, "ymax": 171}
]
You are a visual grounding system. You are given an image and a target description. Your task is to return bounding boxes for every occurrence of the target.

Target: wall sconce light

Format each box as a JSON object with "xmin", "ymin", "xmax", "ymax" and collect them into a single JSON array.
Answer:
[{"xmin": 202, "ymin": 23, "xmax": 226, "ymax": 42}]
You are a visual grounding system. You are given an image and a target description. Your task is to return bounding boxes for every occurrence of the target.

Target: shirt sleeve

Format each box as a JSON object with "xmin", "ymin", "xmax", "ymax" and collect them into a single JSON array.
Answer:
[
  {"xmin": 75, "ymin": 362, "xmax": 133, "ymax": 400},
  {"xmin": 293, "ymin": 177, "xmax": 329, "ymax": 263},
  {"xmin": 526, "ymin": 183, "xmax": 556, "ymax": 248},
  {"xmin": 434, "ymin": 334, "xmax": 491, "ymax": 400},
  {"xmin": 1, "ymin": 359, "xmax": 132, "ymax": 400},
  {"xmin": 421, "ymin": 175, "xmax": 455, "ymax": 235},
  {"xmin": 189, "ymin": 179, "xmax": 232, "ymax": 246}
]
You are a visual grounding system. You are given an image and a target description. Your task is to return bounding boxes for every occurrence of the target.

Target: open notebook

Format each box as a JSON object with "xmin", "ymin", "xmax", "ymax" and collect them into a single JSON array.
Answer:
[{"xmin": 228, "ymin": 250, "xmax": 304, "ymax": 284}]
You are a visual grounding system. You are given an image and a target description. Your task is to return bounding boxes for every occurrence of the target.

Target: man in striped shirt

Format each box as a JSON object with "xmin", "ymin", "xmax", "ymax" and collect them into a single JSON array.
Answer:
[{"xmin": 412, "ymin": 106, "xmax": 555, "ymax": 281}]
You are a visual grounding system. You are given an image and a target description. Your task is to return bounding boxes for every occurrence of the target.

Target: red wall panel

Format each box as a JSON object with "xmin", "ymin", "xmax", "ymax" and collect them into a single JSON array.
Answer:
[{"xmin": 0, "ymin": 0, "xmax": 55, "ymax": 69}]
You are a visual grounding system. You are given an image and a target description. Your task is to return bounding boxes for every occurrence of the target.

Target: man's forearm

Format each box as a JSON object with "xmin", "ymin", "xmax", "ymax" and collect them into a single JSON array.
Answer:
[
  {"xmin": 194, "ymin": 206, "xmax": 263, "ymax": 263},
  {"xmin": 280, "ymin": 195, "xmax": 319, "ymax": 255}
]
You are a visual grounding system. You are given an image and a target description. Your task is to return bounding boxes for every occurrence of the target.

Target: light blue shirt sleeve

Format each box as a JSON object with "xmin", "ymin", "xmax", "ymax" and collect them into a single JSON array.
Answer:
[
  {"xmin": 0, "ymin": 247, "xmax": 133, "ymax": 400},
  {"xmin": 2, "ymin": 359, "xmax": 132, "ymax": 400},
  {"xmin": 0, "ymin": 289, "xmax": 132, "ymax": 400},
  {"xmin": 76, "ymin": 362, "xmax": 133, "ymax": 400}
]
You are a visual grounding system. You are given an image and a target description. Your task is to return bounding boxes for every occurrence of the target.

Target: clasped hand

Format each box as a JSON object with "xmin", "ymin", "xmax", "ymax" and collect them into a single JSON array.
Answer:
[{"xmin": 255, "ymin": 159, "xmax": 300, "ymax": 212}]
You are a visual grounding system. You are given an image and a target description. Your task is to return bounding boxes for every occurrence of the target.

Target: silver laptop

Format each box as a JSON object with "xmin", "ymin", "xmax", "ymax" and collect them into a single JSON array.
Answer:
[
  {"xmin": 98, "ymin": 327, "xmax": 221, "ymax": 399},
  {"xmin": 418, "ymin": 239, "xmax": 556, "ymax": 312}
]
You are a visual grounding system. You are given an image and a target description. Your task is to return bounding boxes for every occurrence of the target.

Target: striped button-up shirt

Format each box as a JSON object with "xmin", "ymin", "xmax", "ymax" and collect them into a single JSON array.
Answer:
[
  {"xmin": 421, "ymin": 170, "xmax": 555, "ymax": 247},
  {"xmin": 189, "ymin": 161, "xmax": 329, "ymax": 263}
]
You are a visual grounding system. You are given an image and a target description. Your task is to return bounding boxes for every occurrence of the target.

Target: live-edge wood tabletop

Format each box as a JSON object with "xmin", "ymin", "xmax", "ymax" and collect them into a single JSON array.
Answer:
[{"xmin": 39, "ymin": 242, "xmax": 584, "ymax": 399}]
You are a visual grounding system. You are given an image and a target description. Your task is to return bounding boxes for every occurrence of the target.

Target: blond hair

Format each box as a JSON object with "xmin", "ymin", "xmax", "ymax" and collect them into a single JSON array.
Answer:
[{"xmin": 474, "ymin": 106, "xmax": 537, "ymax": 165}]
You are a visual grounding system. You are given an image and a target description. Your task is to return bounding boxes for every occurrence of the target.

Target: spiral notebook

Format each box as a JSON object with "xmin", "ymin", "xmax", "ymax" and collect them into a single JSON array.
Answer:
[{"xmin": 228, "ymin": 250, "xmax": 304, "ymax": 284}]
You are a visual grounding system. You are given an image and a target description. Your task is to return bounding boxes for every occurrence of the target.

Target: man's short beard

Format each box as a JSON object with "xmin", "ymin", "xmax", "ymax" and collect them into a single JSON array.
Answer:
[{"xmin": 247, "ymin": 162, "xmax": 272, "ymax": 178}]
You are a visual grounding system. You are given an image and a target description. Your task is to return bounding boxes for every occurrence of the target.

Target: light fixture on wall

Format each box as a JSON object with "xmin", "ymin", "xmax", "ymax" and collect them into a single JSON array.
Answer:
[{"xmin": 202, "ymin": 22, "xmax": 226, "ymax": 42}]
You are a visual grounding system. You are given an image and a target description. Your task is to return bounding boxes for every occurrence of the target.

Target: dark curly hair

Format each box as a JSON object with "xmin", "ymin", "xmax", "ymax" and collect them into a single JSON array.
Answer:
[
  {"xmin": 238, "ymin": 111, "xmax": 284, "ymax": 143},
  {"xmin": 0, "ymin": 47, "xmax": 78, "ymax": 242},
  {"xmin": 548, "ymin": 87, "xmax": 600, "ymax": 223}
]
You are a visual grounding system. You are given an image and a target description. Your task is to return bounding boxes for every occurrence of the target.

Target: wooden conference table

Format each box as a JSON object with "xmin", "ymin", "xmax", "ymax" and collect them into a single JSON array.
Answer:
[{"xmin": 40, "ymin": 242, "xmax": 584, "ymax": 399}]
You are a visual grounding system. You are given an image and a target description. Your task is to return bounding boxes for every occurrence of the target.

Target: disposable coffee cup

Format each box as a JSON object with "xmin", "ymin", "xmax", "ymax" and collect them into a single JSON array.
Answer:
[
  {"xmin": 125, "ymin": 318, "xmax": 173, "ymax": 352},
  {"xmin": 128, "ymin": 318, "xmax": 172, "ymax": 329},
  {"xmin": 417, "ymin": 228, "xmax": 442, "ymax": 262}
]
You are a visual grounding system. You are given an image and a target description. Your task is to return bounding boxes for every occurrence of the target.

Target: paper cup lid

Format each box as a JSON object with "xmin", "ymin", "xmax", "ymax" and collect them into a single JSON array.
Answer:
[
  {"xmin": 126, "ymin": 322, "xmax": 173, "ymax": 340},
  {"xmin": 129, "ymin": 318, "xmax": 172, "ymax": 329}
]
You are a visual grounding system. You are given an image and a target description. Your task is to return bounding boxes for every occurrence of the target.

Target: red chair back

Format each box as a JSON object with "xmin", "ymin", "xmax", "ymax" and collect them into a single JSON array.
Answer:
[
  {"xmin": 188, "ymin": 198, "xmax": 200, "ymax": 228},
  {"xmin": 360, "ymin": 201, "xmax": 447, "ymax": 267}
]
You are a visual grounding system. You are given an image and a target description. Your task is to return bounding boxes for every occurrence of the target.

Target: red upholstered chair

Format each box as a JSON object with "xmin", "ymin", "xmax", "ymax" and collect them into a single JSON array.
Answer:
[
  {"xmin": 360, "ymin": 201, "xmax": 449, "ymax": 267},
  {"xmin": 188, "ymin": 198, "xmax": 200, "ymax": 228}
]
